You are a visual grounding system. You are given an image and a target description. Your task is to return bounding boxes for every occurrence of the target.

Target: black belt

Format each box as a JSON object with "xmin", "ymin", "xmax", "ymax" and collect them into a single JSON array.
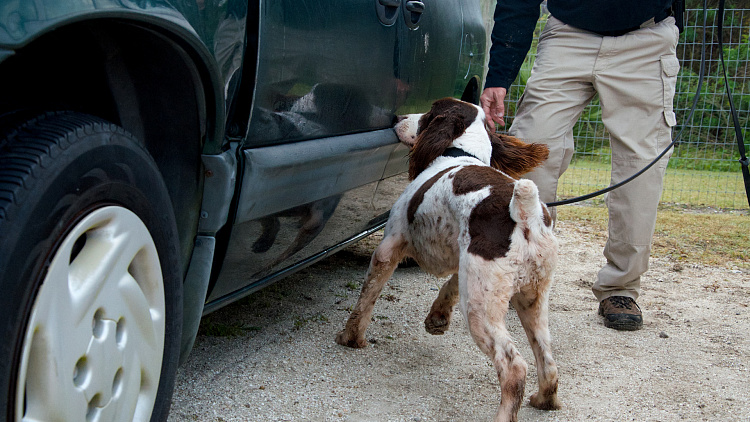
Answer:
[{"xmin": 592, "ymin": 8, "xmax": 672, "ymax": 37}]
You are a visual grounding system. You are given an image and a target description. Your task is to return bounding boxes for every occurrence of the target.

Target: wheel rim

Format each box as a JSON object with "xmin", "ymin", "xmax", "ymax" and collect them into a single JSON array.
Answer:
[{"xmin": 15, "ymin": 206, "xmax": 166, "ymax": 422}]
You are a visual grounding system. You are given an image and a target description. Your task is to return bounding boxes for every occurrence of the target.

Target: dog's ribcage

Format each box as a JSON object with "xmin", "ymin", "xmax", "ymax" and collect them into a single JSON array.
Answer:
[
  {"xmin": 388, "ymin": 160, "xmax": 497, "ymax": 275},
  {"xmin": 386, "ymin": 157, "xmax": 556, "ymax": 285}
]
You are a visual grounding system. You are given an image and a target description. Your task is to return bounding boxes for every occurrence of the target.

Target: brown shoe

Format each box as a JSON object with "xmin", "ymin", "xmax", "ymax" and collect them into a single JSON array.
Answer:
[{"xmin": 598, "ymin": 296, "xmax": 643, "ymax": 331}]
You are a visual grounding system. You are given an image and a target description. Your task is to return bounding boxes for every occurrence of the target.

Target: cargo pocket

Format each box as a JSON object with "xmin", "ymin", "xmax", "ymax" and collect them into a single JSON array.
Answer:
[{"xmin": 660, "ymin": 55, "xmax": 680, "ymax": 127}]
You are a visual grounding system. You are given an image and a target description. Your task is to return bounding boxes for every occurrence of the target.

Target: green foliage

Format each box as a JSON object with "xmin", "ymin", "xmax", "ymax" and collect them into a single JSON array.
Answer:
[
  {"xmin": 507, "ymin": 7, "xmax": 750, "ymax": 175},
  {"xmin": 560, "ymin": 204, "xmax": 750, "ymax": 268},
  {"xmin": 559, "ymin": 159, "xmax": 748, "ymax": 208},
  {"xmin": 674, "ymin": 6, "xmax": 750, "ymax": 162},
  {"xmin": 685, "ymin": 1, "xmax": 749, "ymax": 10}
]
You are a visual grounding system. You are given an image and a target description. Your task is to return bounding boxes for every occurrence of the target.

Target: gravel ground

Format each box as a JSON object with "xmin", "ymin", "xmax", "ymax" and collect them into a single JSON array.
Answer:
[{"xmin": 169, "ymin": 217, "xmax": 750, "ymax": 422}]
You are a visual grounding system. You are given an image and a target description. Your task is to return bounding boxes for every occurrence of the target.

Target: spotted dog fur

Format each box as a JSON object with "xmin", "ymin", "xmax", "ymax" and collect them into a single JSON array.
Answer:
[{"xmin": 336, "ymin": 98, "xmax": 561, "ymax": 422}]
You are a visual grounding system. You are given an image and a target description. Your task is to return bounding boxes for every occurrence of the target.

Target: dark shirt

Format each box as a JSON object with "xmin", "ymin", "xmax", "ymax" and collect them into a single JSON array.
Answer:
[{"xmin": 485, "ymin": 0, "xmax": 674, "ymax": 89}]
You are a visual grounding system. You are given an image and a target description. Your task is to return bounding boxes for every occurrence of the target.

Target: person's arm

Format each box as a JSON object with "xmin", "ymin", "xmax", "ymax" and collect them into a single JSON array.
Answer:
[{"xmin": 481, "ymin": 0, "xmax": 542, "ymax": 127}]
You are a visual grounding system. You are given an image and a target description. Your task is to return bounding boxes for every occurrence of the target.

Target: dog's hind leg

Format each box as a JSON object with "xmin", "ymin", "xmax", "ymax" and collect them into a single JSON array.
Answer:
[
  {"xmin": 424, "ymin": 273, "xmax": 459, "ymax": 335},
  {"xmin": 512, "ymin": 288, "xmax": 561, "ymax": 411},
  {"xmin": 252, "ymin": 217, "xmax": 281, "ymax": 253},
  {"xmin": 464, "ymin": 272, "xmax": 527, "ymax": 422},
  {"xmin": 336, "ymin": 233, "xmax": 407, "ymax": 348}
]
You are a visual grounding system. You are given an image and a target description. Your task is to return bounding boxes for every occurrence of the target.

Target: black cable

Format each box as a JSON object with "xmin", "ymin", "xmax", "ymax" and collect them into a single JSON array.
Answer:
[{"xmin": 546, "ymin": 0, "xmax": 709, "ymax": 208}]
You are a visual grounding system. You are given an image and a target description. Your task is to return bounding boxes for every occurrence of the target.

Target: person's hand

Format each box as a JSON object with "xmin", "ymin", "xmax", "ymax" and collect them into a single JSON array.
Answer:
[{"xmin": 480, "ymin": 87, "xmax": 507, "ymax": 129}]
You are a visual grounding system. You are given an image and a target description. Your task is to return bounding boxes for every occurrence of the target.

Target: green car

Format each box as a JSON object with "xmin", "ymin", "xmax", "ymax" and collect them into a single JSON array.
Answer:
[{"xmin": 0, "ymin": 0, "xmax": 485, "ymax": 420}]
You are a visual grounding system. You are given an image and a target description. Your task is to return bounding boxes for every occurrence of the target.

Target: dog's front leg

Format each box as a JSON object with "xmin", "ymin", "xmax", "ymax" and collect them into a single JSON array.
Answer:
[
  {"xmin": 424, "ymin": 273, "xmax": 459, "ymax": 335},
  {"xmin": 336, "ymin": 234, "xmax": 406, "ymax": 348}
]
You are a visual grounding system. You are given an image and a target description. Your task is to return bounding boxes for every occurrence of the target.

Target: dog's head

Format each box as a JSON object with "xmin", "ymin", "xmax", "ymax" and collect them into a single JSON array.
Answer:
[{"xmin": 394, "ymin": 98, "xmax": 549, "ymax": 180}]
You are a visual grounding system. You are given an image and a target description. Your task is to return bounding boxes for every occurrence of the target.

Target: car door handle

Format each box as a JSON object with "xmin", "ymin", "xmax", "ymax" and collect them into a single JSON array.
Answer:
[
  {"xmin": 405, "ymin": 1, "xmax": 424, "ymax": 14},
  {"xmin": 403, "ymin": 0, "xmax": 424, "ymax": 28},
  {"xmin": 377, "ymin": 0, "xmax": 400, "ymax": 25}
]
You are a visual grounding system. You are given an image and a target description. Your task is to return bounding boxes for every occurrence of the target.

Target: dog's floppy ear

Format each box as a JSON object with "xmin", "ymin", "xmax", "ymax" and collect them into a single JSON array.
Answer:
[
  {"xmin": 489, "ymin": 132, "xmax": 549, "ymax": 179},
  {"xmin": 408, "ymin": 114, "xmax": 466, "ymax": 179}
]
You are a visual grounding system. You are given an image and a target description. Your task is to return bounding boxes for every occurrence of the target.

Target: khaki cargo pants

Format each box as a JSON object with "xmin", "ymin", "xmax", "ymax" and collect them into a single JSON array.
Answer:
[{"xmin": 511, "ymin": 16, "xmax": 680, "ymax": 302}]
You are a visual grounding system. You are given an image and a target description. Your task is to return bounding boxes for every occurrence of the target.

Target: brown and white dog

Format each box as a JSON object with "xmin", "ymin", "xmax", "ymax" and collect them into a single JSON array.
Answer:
[{"xmin": 336, "ymin": 98, "xmax": 561, "ymax": 421}]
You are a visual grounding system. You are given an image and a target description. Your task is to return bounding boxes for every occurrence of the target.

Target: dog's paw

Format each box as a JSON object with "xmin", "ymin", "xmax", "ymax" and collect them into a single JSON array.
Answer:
[
  {"xmin": 424, "ymin": 312, "xmax": 451, "ymax": 335},
  {"xmin": 529, "ymin": 392, "xmax": 562, "ymax": 411},
  {"xmin": 335, "ymin": 330, "xmax": 368, "ymax": 348}
]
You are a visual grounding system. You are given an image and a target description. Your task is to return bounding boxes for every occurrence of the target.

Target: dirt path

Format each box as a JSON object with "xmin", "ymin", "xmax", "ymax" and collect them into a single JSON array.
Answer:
[{"xmin": 169, "ymin": 218, "xmax": 750, "ymax": 422}]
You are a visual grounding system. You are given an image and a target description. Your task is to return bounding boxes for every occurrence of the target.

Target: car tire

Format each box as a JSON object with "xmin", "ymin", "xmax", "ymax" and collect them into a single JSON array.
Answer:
[{"xmin": 0, "ymin": 112, "xmax": 183, "ymax": 421}]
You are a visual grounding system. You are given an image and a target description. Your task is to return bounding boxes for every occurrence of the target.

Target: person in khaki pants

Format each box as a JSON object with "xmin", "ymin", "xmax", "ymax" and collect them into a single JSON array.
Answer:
[{"xmin": 481, "ymin": 0, "xmax": 682, "ymax": 330}]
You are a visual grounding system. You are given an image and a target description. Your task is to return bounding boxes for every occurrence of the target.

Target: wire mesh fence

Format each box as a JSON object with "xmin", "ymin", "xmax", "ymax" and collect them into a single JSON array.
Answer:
[{"xmin": 501, "ymin": 6, "xmax": 750, "ymax": 210}]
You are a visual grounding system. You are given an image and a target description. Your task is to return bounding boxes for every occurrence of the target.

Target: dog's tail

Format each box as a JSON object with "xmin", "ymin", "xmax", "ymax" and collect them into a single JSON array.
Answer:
[{"xmin": 509, "ymin": 179, "xmax": 545, "ymax": 224}]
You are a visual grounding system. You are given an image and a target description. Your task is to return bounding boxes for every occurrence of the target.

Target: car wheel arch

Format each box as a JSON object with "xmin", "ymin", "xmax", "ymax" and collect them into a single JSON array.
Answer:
[{"xmin": 0, "ymin": 19, "xmax": 228, "ymax": 278}]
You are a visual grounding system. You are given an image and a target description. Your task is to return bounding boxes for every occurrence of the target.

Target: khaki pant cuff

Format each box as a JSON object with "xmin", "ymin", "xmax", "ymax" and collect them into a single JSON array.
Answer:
[{"xmin": 594, "ymin": 290, "xmax": 639, "ymax": 303}]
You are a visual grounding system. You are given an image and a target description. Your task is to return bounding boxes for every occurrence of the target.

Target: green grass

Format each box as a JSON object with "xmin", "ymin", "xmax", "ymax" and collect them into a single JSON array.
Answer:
[
  {"xmin": 558, "ymin": 159, "xmax": 749, "ymax": 209},
  {"xmin": 559, "ymin": 205, "xmax": 749, "ymax": 269}
]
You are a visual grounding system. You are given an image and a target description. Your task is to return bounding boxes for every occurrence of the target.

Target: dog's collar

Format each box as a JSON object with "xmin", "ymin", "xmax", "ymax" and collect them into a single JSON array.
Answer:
[{"xmin": 442, "ymin": 147, "xmax": 480, "ymax": 161}]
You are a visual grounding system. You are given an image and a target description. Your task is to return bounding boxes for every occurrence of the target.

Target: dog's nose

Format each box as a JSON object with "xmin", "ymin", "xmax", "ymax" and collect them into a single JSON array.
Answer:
[{"xmin": 393, "ymin": 115, "xmax": 407, "ymax": 126}]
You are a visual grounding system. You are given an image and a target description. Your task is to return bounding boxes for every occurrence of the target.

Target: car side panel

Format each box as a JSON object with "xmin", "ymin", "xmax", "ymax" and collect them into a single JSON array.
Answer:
[
  {"xmin": 207, "ymin": 0, "xmax": 400, "ymax": 303},
  {"xmin": 208, "ymin": 0, "xmax": 485, "ymax": 305},
  {"xmin": 207, "ymin": 129, "xmax": 398, "ymax": 301}
]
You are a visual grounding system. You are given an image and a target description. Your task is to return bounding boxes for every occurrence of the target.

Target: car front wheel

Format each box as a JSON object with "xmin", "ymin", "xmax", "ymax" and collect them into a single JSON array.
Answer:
[{"xmin": 0, "ymin": 112, "xmax": 183, "ymax": 421}]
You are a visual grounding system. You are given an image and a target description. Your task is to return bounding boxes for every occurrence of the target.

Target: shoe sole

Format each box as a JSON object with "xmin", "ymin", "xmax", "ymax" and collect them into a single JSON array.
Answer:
[{"xmin": 602, "ymin": 318, "xmax": 642, "ymax": 331}]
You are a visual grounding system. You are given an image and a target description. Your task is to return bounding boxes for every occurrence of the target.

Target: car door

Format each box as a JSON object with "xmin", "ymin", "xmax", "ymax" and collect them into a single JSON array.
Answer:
[
  {"xmin": 207, "ymin": 0, "xmax": 407, "ymax": 304},
  {"xmin": 393, "ymin": 0, "xmax": 485, "ymax": 112},
  {"xmin": 246, "ymin": 0, "xmax": 402, "ymax": 146},
  {"xmin": 373, "ymin": 0, "xmax": 487, "ymax": 214}
]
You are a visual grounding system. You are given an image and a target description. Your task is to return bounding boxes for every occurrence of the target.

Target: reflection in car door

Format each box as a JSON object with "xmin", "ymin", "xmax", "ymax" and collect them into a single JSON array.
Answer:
[
  {"xmin": 395, "ymin": 0, "xmax": 469, "ymax": 112},
  {"xmin": 206, "ymin": 0, "xmax": 407, "ymax": 306},
  {"xmin": 248, "ymin": 0, "xmax": 403, "ymax": 146}
]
